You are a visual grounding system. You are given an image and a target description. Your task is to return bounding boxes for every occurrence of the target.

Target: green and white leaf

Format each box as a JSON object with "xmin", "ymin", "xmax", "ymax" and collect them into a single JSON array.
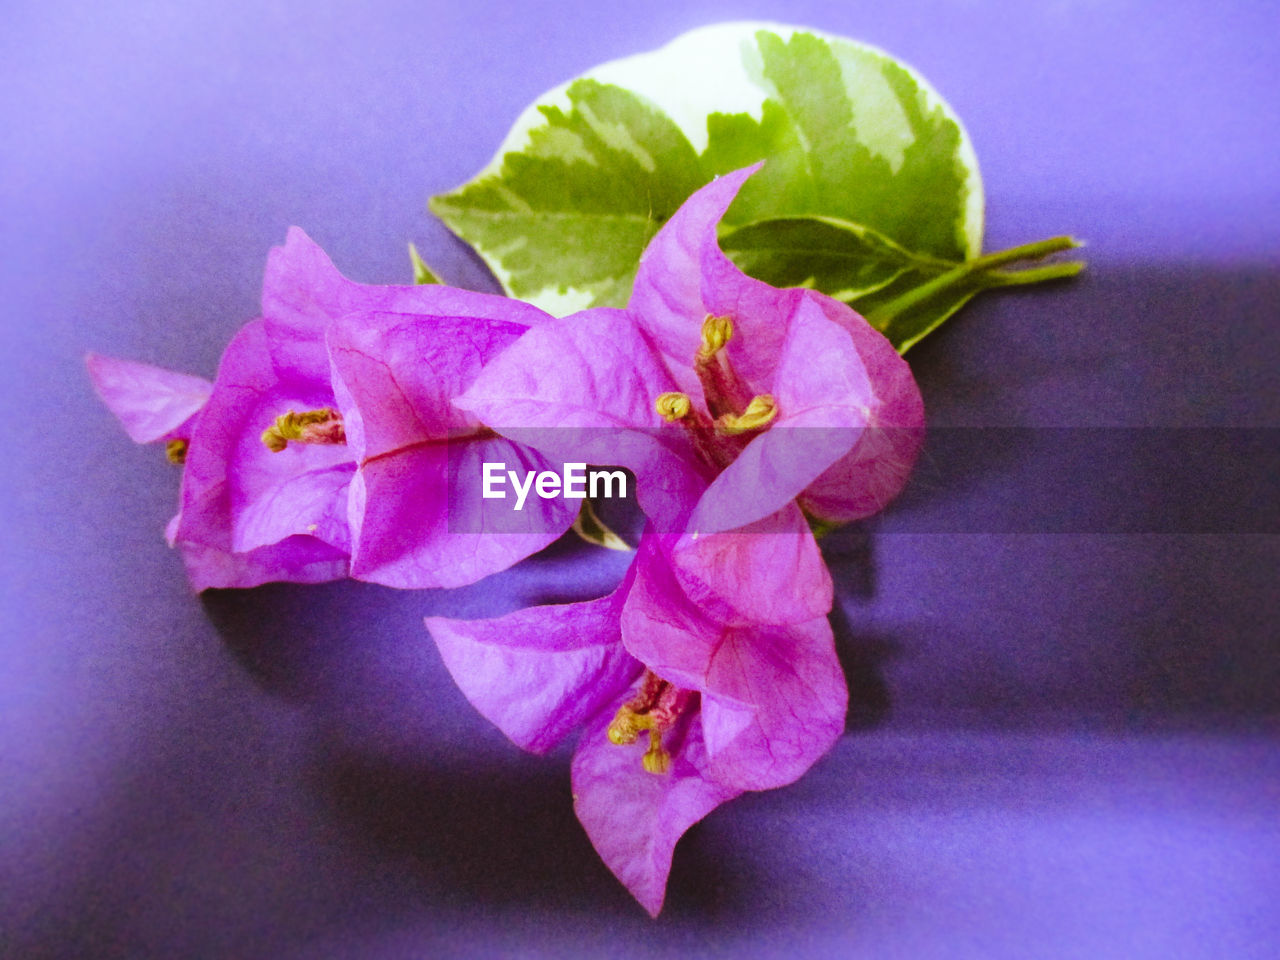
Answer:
[
  {"xmin": 431, "ymin": 79, "xmax": 703, "ymax": 314},
  {"xmin": 431, "ymin": 21, "xmax": 1080, "ymax": 352},
  {"xmin": 700, "ymin": 28, "xmax": 980, "ymax": 261}
]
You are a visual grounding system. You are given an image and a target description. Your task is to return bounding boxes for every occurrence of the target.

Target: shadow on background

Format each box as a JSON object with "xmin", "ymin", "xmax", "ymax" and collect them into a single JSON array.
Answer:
[{"xmin": 312, "ymin": 747, "xmax": 625, "ymax": 911}]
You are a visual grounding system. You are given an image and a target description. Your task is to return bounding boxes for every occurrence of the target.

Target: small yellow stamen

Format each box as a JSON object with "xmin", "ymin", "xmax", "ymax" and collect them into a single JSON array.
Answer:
[
  {"xmin": 717, "ymin": 394, "xmax": 778, "ymax": 435},
  {"xmin": 697, "ymin": 315, "xmax": 733, "ymax": 360},
  {"xmin": 607, "ymin": 705, "xmax": 652, "ymax": 745},
  {"xmin": 642, "ymin": 730, "xmax": 671, "ymax": 775},
  {"xmin": 654, "ymin": 391, "xmax": 692, "ymax": 422},
  {"xmin": 165, "ymin": 438, "xmax": 188, "ymax": 465},
  {"xmin": 261, "ymin": 408, "xmax": 338, "ymax": 452}
]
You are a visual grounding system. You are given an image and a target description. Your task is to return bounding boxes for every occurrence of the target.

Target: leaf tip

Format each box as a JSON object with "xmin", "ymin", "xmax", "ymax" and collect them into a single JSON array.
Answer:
[{"xmin": 408, "ymin": 242, "xmax": 441, "ymax": 285}]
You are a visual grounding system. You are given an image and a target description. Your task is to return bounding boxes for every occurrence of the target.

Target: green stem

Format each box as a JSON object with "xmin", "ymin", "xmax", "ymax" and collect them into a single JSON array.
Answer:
[
  {"xmin": 869, "ymin": 235, "xmax": 1084, "ymax": 326},
  {"xmin": 984, "ymin": 260, "xmax": 1085, "ymax": 287},
  {"xmin": 967, "ymin": 235, "xmax": 1082, "ymax": 271}
]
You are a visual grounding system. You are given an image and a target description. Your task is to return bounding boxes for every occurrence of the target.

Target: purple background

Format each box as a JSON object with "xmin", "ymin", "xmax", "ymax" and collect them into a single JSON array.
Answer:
[{"xmin": 3, "ymin": 1, "xmax": 1278, "ymax": 957}]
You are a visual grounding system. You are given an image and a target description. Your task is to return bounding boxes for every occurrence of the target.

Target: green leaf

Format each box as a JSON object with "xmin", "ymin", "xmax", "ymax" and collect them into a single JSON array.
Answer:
[
  {"xmin": 705, "ymin": 30, "xmax": 978, "ymax": 262},
  {"xmin": 430, "ymin": 22, "xmax": 1080, "ymax": 351},
  {"xmin": 408, "ymin": 242, "xmax": 441, "ymax": 284},
  {"xmin": 431, "ymin": 78, "xmax": 704, "ymax": 313},
  {"xmin": 719, "ymin": 215, "xmax": 934, "ymax": 302}
]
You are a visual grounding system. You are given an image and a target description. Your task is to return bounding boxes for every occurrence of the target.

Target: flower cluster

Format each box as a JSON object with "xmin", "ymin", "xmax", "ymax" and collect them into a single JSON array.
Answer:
[
  {"xmin": 89, "ymin": 166, "xmax": 923, "ymax": 915},
  {"xmin": 90, "ymin": 228, "xmax": 573, "ymax": 591}
]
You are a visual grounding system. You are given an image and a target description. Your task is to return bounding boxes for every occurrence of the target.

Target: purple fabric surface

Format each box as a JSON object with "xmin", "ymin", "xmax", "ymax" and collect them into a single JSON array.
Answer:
[{"xmin": 2, "ymin": 1, "xmax": 1278, "ymax": 958}]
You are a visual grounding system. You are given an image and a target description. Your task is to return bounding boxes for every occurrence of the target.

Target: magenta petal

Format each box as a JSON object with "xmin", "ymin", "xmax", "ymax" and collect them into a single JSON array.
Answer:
[
  {"xmin": 630, "ymin": 165, "xmax": 795, "ymax": 390},
  {"xmin": 629, "ymin": 168, "xmax": 757, "ymax": 367},
  {"xmin": 688, "ymin": 297, "xmax": 873, "ymax": 533},
  {"xmin": 799, "ymin": 298, "xmax": 926, "ymax": 522},
  {"xmin": 672, "ymin": 504, "xmax": 832, "ymax": 626},
  {"xmin": 262, "ymin": 227, "xmax": 552, "ymax": 382},
  {"xmin": 328, "ymin": 309, "xmax": 572, "ymax": 586},
  {"xmin": 166, "ymin": 514, "xmax": 347, "ymax": 590},
  {"xmin": 326, "ymin": 310, "xmax": 531, "ymax": 459},
  {"xmin": 619, "ymin": 534, "xmax": 727, "ymax": 692},
  {"xmin": 260, "ymin": 228, "xmax": 349, "ymax": 382},
  {"xmin": 86, "ymin": 353, "xmax": 212, "ymax": 443},
  {"xmin": 177, "ymin": 535, "xmax": 349, "ymax": 591},
  {"xmin": 176, "ymin": 320, "xmax": 353, "ymax": 557},
  {"xmin": 457, "ymin": 307, "xmax": 678, "ymax": 430},
  {"xmin": 698, "ymin": 616, "xmax": 847, "ymax": 792},
  {"xmin": 427, "ymin": 569, "xmax": 641, "ymax": 754},
  {"xmin": 456, "ymin": 308, "xmax": 710, "ymax": 531},
  {"xmin": 621, "ymin": 528, "xmax": 828, "ymax": 683},
  {"xmin": 621, "ymin": 541, "xmax": 845, "ymax": 792},
  {"xmin": 223, "ymin": 413, "xmax": 354, "ymax": 552},
  {"xmin": 572, "ymin": 697, "xmax": 739, "ymax": 916},
  {"xmin": 797, "ymin": 424, "xmax": 924, "ymax": 522},
  {"xmin": 233, "ymin": 462, "xmax": 354, "ymax": 554},
  {"xmin": 348, "ymin": 436, "xmax": 571, "ymax": 589}
]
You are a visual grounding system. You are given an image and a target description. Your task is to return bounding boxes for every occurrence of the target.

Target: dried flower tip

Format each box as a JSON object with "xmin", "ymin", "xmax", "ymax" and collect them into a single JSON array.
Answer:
[
  {"xmin": 642, "ymin": 730, "xmax": 671, "ymax": 775},
  {"xmin": 655, "ymin": 392, "xmax": 692, "ymax": 422},
  {"xmin": 717, "ymin": 394, "xmax": 778, "ymax": 435},
  {"xmin": 165, "ymin": 438, "xmax": 188, "ymax": 465},
  {"xmin": 261, "ymin": 408, "xmax": 345, "ymax": 452},
  {"xmin": 697, "ymin": 314, "xmax": 733, "ymax": 360}
]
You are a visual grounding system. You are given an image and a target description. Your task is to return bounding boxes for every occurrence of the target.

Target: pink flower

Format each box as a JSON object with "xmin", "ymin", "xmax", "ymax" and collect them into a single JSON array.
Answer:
[
  {"xmin": 90, "ymin": 229, "xmax": 574, "ymax": 590},
  {"xmin": 89, "ymin": 344, "xmax": 347, "ymax": 590},
  {"xmin": 326, "ymin": 306, "xmax": 577, "ymax": 588},
  {"xmin": 456, "ymin": 165, "xmax": 924, "ymax": 624},
  {"xmin": 427, "ymin": 530, "xmax": 846, "ymax": 916},
  {"xmin": 430, "ymin": 166, "xmax": 924, "ymax": 914}
]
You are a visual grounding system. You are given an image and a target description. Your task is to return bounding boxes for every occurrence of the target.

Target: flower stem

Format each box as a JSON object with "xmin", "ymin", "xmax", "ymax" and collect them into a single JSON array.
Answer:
[
  {"xmin": 984, "ymin": 260, "xmax": 1085, "ymax": 287},
  {"xmin": 966, "ymin": 235, "xmax": 1083, "ymax": 271},
  {"xmin": 868, "ymin": 235, "xmax": 1085, "ymax": 327}
]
